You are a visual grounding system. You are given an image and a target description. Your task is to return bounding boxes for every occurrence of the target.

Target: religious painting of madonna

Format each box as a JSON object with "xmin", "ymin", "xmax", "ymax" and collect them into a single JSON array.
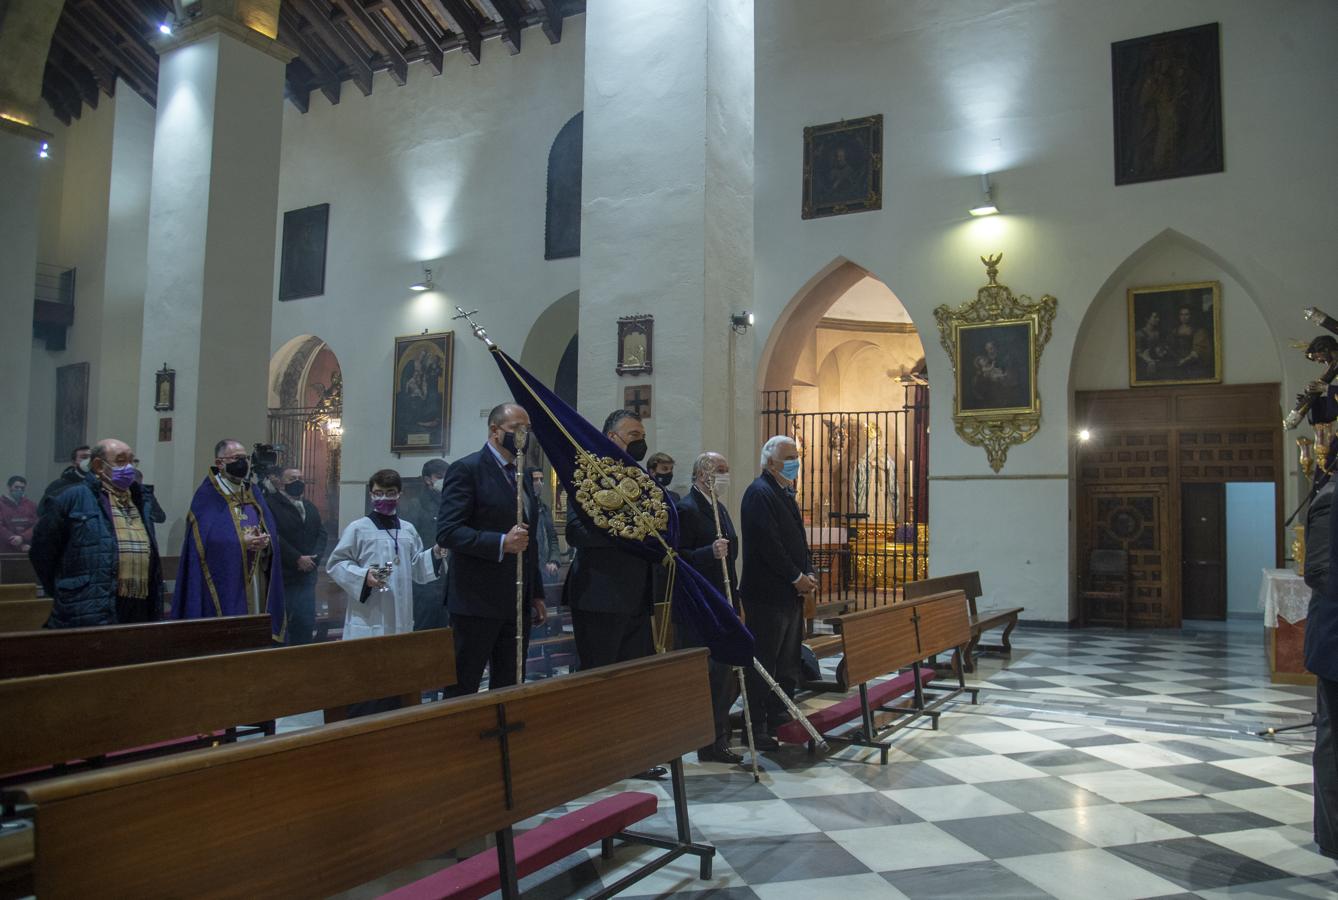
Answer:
[
  {"xmin": 391, "ymin": 332, "xmax": 454, "ymax": 454},
  {"xmin": 802, "ymin": 114, "xmax": 882, "ymax": 219},
  {"xmin": 1112, "ymin": 23, "xmax": 1223, "ymax": 185},
  {"xmin": 1127, "ymin": 281, "xmax": 1221, "ymax": 387},
  {"xmin": 955, "ymin": 322, "xmax": 1036, "ymax": 416}
]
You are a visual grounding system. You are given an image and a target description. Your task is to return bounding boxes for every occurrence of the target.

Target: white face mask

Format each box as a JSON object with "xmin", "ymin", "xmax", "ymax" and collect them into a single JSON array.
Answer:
[
  {"xmin": 711, "ymin": 473, "xmax": 731, "ymax": 491},
  {"xmin": 77, "ymin": 458, "xmax": 91, "ymax": 473},
  {"xmin": 430, "ymin": 477, "xmax": 444, "ymax": 493}
]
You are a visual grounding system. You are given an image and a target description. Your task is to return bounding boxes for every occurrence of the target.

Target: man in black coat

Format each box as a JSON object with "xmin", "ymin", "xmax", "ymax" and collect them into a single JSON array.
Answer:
[
  {"xmin": 676, "ymin": 451, "xmax": 743, "ymax": 764},
  {"xmin": 740, "ymin": 435, "xmax": 817, "ymax": 749},
  {"xmin": 437, "ymin": 403, "xmax": 547, "ymax": 695},
  {"xmin": 1306, "ymin": 477, "xmax": 1338, "ymax": 858},
  {"xmin": 406, "ymin": 458, "xmax": 450, "ymax": 630},
  {"xmin": 563, "ymin": 409, "xmax": 657, "ymax": 670},
  {"xmin": 38, "ymin": 445, "xmax": 91, "ymax": 516},
  {"xmin": 269, "ymin": 466, "xmax": 329, "ymax": 645}
]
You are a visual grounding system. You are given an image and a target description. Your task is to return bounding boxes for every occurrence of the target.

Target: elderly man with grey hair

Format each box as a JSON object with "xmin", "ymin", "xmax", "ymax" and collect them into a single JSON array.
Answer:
[{"xmin": 739, "ymin": 435, "xmax": 817, "ymax": 750}]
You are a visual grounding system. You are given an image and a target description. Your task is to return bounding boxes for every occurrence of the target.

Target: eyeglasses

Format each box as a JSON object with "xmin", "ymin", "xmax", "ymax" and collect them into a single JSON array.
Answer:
[
  {"xmin": 220, "ymin": 454, "xmax": 247, "ymax": 463},
  {"xmin": 370, "ymin": 490, "xmax": 401, "ymax": 500}
]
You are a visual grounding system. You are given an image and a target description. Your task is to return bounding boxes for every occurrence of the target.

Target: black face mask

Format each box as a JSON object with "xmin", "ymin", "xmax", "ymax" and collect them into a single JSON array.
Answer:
[
  {"xmin": 500, "ymin": 430, "xmax": 519, "ymax": 456},
  {"xmin": 652, "ymin": 472, "xmax": 673, "ymax": 488},
  {"xmin": 625, "ymin": 439, "xmax": 648, "ymax": 463},
  {"xmin": 224, "ymin": 458, "xmax": 250, "ymax": 480},
  {"xmin": 284, "ymin": 480, "xmax": 305, "ymax": 498}
]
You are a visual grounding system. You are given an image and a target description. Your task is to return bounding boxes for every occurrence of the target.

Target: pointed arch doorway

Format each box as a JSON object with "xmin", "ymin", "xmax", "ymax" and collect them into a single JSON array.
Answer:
[
  {"xmin": 759, "ymin": 260, "xmax": 930, "ymax": 608},
  {"xmin": 268, "ymin": 336, "xmax": 343, "ymax": 527}
]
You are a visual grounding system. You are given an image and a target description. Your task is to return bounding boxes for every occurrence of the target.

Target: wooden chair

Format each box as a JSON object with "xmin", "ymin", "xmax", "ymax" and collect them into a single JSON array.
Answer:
[{"xmin": 1080, "ymin": 549, "xmax": 1130, "ymax": 627}]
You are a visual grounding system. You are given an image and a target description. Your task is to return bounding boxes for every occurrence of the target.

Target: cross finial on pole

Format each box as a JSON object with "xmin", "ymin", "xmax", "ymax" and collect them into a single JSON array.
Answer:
[{"xmin": 453, "ymin": 306, "xmax": 496, "ymax": 349}]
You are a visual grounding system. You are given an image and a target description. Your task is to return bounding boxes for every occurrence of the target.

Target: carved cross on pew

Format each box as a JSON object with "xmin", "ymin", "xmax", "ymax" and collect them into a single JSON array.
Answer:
[
  {"xmin": 624, "ymin": 385, "xmax": 652, "ymax": 419},
  {"xmin": 480, "ymin": 704, "xmax": 526, "ymax": 809}
]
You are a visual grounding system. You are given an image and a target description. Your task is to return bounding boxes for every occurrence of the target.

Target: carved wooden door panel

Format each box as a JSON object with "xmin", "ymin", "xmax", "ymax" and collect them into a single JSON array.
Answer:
[{"xmin": 1083, "ymin": 485, "xmax": 1173, "ymax": 627}]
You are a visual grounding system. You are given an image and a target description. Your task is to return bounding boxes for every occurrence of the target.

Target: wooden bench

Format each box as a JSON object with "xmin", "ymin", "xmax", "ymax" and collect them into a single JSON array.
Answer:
[
  {"xmin": 4, "ymin": 650, "xmax": 717, "ymax": 899},
  {"xmin": 0, "ymin": 615, "xmax": 272, "ymax": 679},
  {"xmin": 0, "ymin": 599, "xmax": 51, "ymax": 632},
  {"xmin": 903, "ymin": 571, "xmax": 1022, "ymax": 673},
  {"xmin": 0, "ymin": 628, "xmax": 457, "ymax": 782},
  {"xmin": 779, "ymin": 590, "xmax": 978, "ymax": 764},
  {"xmin": 0, "ymin": 555, "xmax": 37, "ymax": 587},
  {"xmin": 0, "ymin": 584, "xmax": 37, "ymax": 602}
]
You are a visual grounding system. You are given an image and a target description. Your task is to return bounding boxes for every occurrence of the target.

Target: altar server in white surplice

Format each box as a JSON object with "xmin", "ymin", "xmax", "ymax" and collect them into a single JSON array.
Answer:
[{"xmin": 326, "ymin": 468, "xmax": 438, "ymax": 640}]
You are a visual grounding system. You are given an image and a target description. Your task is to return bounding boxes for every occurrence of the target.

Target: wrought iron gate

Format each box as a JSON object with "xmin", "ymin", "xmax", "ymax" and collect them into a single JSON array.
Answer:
[
  {"xmin": 760, "ymin": 387, "xmax": 929, "ymax": 610},
  {"xmin": 266, "ymin": 406, "xmax": 341, "ymax": 525}
]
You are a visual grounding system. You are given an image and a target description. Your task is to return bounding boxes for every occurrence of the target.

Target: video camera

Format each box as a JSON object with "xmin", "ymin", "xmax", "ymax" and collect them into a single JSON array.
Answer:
[{"xmin": 250, "ymin": 443, "xmax": 282, "ymax": 482}]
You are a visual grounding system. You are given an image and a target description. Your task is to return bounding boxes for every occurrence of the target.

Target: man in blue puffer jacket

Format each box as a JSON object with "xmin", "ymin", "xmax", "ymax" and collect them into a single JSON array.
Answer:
[{"xmin": 29, "ymin": 437, "xmax": 164, "ymax": 628}]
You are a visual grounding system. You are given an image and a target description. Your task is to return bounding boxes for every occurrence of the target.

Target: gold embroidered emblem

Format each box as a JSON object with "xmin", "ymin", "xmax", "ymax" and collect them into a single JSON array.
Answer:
[{"xmin": 572, "ymin": 454, "xmax": 669, "ymax": 541}]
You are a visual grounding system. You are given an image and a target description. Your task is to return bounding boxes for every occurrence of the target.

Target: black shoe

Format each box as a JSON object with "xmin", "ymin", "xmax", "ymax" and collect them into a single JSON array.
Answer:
[
  {"xmin": 633, "ymin": 766, "xmax": 668, "ymax": 780},
  {"xmin": 698, "ymin": 743, "xmax": 744, "ymax": 765},
  {"xmin": 750, "ymin": 733, "xmax": 780, "ymax": 752}
]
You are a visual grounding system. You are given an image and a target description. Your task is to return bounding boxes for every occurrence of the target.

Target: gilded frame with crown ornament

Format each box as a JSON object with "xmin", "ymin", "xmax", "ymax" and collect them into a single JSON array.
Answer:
[{"xmin": 934, "ymin": 254, "xmax": 1057, "ymax": 472}]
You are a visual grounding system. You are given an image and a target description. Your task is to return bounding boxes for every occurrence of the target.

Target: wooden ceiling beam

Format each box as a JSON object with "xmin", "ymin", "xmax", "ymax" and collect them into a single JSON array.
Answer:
[
  {"xmin": 43, "ymin": 64, "xmax": 83, "ymax": 121},
  {"xmin": 379, "ymin": 0, "xmax": 444, "ymax": 75},
  {"xmin": 285, "ymin": 75, "xmax": 312, "ymax": 114},
  {"xmin": 42, "ymin": 81, "xmax": 76, "ymax": 126},
  {"xmin": 295, "ymin": 0, "xmax": 375, "ymax": 96},
  {"xmin": 81, "ymin": 0, "xmax": 160, "ymax": 82},
  {"xmin": 48, "ymin": 45, "xmax": 101, "ymax": 110},
  {"xmin": 280, "ymin": 4, "xmax": 343, "ymax": 105},
  {"xmin": 52, "ymin": 28, "xmax": 118, "ymax": 96},
  {"xmin": 425, "ymin": 0, "xmax": 482, "ymax": 65},
  {"xmin": 474, "ymin": 0, "xmax": 521, "ymax": 55},
  {"xmin": 331, "ymin": 0, "xmax": 407, "ymax": 85},
  {"xmin": 532, "ymin": 0, "xmax": 562, "ymax": 44},
  {"xmin": 60, "ymin": 7, "xmax": 157, "ymax": 104}
]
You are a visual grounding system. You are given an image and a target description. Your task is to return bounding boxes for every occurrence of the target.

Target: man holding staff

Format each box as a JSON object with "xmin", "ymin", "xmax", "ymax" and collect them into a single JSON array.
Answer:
[{"xmin": 437, "ymin": 403, "xmax": 547, "ymax": 695}]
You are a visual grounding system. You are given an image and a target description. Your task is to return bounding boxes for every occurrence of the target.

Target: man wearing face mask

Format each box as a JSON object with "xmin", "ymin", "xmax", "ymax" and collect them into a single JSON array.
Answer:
[
  {"xmin": 436, "ymin": 404, "xmax": 547, "ymax": 694},
  {"xmin": 269, "ymin": 467, "xmax": 329, "ymax": 645},
  {"xmin": 405, "ymin": 458, "xmax": 450, "ymax": 631},
  {"xmin": 171, "ymin": 439, "xmax": 287, "ymax": 642},
  {"xmin": 30, "ymin": 437, "xmax": 164, "ymax": 627},
  {"xmin": 1, "ymin": 476, "xmax": 38, "ymax": 553},
  {"xmin": 526, "ymin": 467, "xmax": 562, "ymax": 584},
  {"xmin": 563, "ymin": 409, "xmax": 659, "ymax": 670},
  {"xmin": 646, "ymin": 452, "xmax": 679, "ymax": 502},
  {"xmin": 740, "ymin": 435, "xmax": 817, "ymax": 749},
  {"xmin": 38, "ymin": 445, "xmax": 92, "ymax": 516}
]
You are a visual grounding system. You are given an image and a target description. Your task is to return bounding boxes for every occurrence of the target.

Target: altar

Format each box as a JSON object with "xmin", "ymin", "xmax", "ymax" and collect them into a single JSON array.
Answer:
[{"xmin": 1259, "ymin": 567, "xmax": 1316, "ymax": 686}]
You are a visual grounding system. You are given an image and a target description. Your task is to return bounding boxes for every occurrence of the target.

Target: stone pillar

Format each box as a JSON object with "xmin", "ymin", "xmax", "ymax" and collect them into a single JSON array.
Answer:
[
  {"xmin": 0, "ymin": 122, "xmax": 45, "ymax": 480},
  {"xmin": 136, "ymin": 7, "xmax": 291, "ymax": 541},
  {"xmin": 578, "ymin": 0, "xmax": 755, "ymax": 488}
]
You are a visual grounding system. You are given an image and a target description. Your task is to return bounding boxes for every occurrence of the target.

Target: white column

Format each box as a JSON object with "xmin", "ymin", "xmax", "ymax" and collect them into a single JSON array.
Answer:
[
  {"xmin": 578, "ymin": 0, "xmax": 755, "ymax": 478},
  {"xmin": 136, "ymin": 21, "xmax": 291, "ymax": 542},
  {"xmin": 0, "ymin": 124, "xmax": 44, "ymax": 478}
]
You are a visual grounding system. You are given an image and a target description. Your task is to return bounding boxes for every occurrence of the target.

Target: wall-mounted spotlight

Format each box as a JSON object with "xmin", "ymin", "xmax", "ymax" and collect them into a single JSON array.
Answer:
[
  {"xmin": 730, "ymin": 311, "xmax": 754, "ymax": 334},
  {"xmin": 1077, "ymin": 429, "xmax": 1092, "ymax": 442},
  {"xmin": 968, "ymin": 173, "xmax": 999, "ymax": 217},
  {"xmin": 37, "ymin": 141, "xmax": 49, "ymax": 159},
  {"xmin": 158, "ymin": 21, "xmax": 174, "ymax": 35},
  {"xmin": 409, "ymin": 267, "xmax": 434, "ymax": 292}
]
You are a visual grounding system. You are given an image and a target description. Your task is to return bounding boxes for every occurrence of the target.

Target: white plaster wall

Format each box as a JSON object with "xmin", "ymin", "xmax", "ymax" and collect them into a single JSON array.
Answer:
[
  {"xmin": 1225, "ymin": 481, "xmax": 1273, "ymax": 618},
  {"xmin": 271, "ymin": 22, "xmax": 585, "ymax": 528},
  {"xmin": 0, "ymin": 130, "xmax": 42, "ymax": 482},
  {"xmin": 753, "ymin": 0, "xmax": 1338, "ymax": 621}
]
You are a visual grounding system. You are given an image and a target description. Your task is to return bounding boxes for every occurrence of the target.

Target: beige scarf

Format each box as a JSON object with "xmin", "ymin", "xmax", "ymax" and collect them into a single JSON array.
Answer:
[{"xmin": 106, "ymin": 486, "xmax": 151, "ymax": 599}]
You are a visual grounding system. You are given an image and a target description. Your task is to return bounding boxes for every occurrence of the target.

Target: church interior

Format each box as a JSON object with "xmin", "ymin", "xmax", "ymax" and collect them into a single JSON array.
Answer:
[{"xmin": 1, "ymin": 0, "xmax": 1336, "ymax": 896}]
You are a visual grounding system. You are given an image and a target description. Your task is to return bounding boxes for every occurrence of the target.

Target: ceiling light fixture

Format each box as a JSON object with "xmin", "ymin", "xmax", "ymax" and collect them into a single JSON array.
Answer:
[
  {"xmin": 158, "ymin": 21, "xmax": 174, "ymax": 35},
  {"xmin": 968, "ymin": 173, "xmax": 999, "ymax": 217},
  {"xmin": 409, "ymin": 267, "xmax": 434, "ymax": 292},
  {"xmin": 730, "ymin": 311, "xmax": 755, "ymax": 334}
]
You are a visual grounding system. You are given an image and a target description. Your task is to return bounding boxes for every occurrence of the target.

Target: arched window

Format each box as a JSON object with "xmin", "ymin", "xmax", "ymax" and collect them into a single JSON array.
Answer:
[{"xmin": 545, "ymin": 112, "xmax": 582, "ymax": 260}]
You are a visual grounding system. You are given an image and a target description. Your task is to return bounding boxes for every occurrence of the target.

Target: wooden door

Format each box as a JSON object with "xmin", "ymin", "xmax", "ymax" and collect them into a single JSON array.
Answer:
[
  {"xmin": 1082, "ymin": 485, "xmax": 1173, "ymax": 627},
  {"xmin": 1181, "ymin": 482, "xmax": 1226, "ymax": 619}
]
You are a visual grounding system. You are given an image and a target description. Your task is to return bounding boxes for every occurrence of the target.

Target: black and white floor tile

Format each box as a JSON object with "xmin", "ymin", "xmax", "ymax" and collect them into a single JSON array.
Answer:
[{"xmin": 331, "ymin": 620, "xmax": 1336, "ymax": 899}]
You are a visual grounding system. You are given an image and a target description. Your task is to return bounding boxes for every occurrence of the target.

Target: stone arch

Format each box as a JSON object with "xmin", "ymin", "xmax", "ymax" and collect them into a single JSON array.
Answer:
[
  {"xmin": 520, "ymin": 290, "xmax": 579, "ymax": 396},
  {"xmin": 545, "ymin": 112, "xmax": 583, "ymax": 260},
  {"xmin": 268, "ymin": 335, "xmax": 343, "ymax": 524}
]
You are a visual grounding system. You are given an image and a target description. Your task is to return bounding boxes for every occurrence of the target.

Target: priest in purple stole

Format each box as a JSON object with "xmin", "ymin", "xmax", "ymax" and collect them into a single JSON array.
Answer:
[{"xmin": 171, "ymin": 439, "xmax": 287, "ymax": 642}]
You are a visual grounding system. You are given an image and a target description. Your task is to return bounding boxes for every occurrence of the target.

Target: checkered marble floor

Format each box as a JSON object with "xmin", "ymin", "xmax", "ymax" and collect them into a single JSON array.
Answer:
[{"xmin": 334, "ymin": 620, "xmax": 1336, "ymax": 899}]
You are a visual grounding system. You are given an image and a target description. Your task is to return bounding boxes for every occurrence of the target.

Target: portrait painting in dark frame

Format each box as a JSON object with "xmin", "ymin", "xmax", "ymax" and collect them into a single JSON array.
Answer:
[
  {"xmin": 1127, "ymin": 281, "xmax": 1222, "ymax": 387},
  {"xmin": 955, "ymin": 321, "xmax": 1036, "ymax": 415},
  {"xmin": 54, "ymin": 362, "xmax": 89, "ymax": 462},
  {"xmin": 391, "ymin": 332, "xmax": 454, "ymax": 454},
  {"xmin": 278, "ymin": 203, "xmax": 330, "ymax": 301},
  {"xmin": 617, "ymin": 315, "xmax": 653, "ymax": 376},
  {"xmin": 1112, "ymin": 23, "xmax": 1223, "ymax": 186},
  {"xmin": 802, "ymin": 114, "xmax": 883, "ymax": 219},
  {"xmin": 153, "ymin": 365, "xmax": 175, "ymax": 412}
]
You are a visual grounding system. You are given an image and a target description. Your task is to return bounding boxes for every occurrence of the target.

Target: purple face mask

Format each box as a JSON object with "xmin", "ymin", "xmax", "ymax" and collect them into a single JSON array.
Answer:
[
  {"xmin": 108, "ymin": 464, "xmax": 138, "ymax": 490},
  {"xmin": 371, "ymin": 497, "xmax": 398, "ymax": 516}
]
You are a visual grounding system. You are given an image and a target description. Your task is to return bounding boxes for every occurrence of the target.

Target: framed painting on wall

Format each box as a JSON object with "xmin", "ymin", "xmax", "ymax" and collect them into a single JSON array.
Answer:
[
  {"xmin": 954, "ymin": 321, "xmax": 1037, "ymax": 415},
  {"xmin": 391, "ymin": 331, "xmax": 454, "ymax": 453},
  {"xmin": 616, "ymin": 315, "xmax": 653, "ymax": 375},
  {"xmin": 1127, "ymin": 281, "xmax": 1222, "ymax": 386},
  {"xmin": 1112, "ymin": 23, "xmax": 1223, "ymax": 185},
  {"xmin": 802, "ymin": 114, "xmax": 882, "ymax": 219},
  {"xmin": 54, "ymin": 362, "xmax": 89, "ymax": 461},
  {"xmin": 278, "ymin": 203, "xmax": 330, "ymax": 301}
]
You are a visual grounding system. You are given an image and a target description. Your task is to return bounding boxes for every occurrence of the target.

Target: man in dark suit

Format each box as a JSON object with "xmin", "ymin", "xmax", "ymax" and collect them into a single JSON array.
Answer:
[
  {"xmin": 740, "ymin": 435, "xmax": 817, "ymax": 750},
  {"xmin": 676, "ymin": 451, "xmax": 742, "ymax": 764},
  {"xmin": 437, "ymin": 403, "xmax": 547, "ymax": 695},
  {"xmin": 563, "ymin": 409, "xmax": 656, "ymax": 670},
  {"xmin": 405, "ymin": 458, "xmax": 449, "ymax": 630},
  {"xmin": 270, "ymin": 466, "xmax": 328, "ymax": 645}
]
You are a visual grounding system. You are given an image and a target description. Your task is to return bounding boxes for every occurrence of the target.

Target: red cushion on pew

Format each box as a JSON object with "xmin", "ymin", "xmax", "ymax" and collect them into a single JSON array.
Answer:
[
  {"xmin": 776, "ymin": 667, "xmax": 936, "ymax": 744},
  {"xmin": 380, "ymin": 791, "xmax": 659, "ymax": 900}
]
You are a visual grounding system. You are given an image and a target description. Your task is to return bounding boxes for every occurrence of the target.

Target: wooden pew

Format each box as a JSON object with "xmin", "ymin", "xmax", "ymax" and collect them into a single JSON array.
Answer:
[
  {"xmin": 0, "ymin": 615, "xmax": 272, "ymax": 679},
  {"xmin": 0, "ymin": 555, "xmax": 37, "ymax": 587},
  {"xmin": 903, "ymin": 571, "xmax": 1023, "ymax": 673},
  {"xmin": 5, "ymin": 650, "xmax": 717, "ymax": 900},
  {"xmin": 779, "ymin": 590, "xmax": 978, "ymax": 764},
  {"xmin": 0, "ymin": 628, "xmax": 456, "ymax": 781},
  {"xmin": 0, "ymin": 584, "xmax": 37, "ymax": 602},
  {"xmin": 0, "ymin": 599, "xmax": 51, "ymax": 632}
]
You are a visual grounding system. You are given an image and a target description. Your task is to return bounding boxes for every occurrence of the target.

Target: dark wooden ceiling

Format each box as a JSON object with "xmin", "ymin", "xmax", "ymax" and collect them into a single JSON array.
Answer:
[{"xmin": 41, "ymin": 0, "xmax": 585, "ymax": 124}]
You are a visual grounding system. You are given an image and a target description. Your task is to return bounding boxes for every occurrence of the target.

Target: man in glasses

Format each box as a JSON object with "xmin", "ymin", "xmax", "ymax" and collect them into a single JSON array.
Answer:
[
  {"xmin": 170, "ymin": 439, "xmax": 287, "ymax": 642},
  {"xmin": 436, "ymin": 403, "xmax": 547, "ymax": 695}
]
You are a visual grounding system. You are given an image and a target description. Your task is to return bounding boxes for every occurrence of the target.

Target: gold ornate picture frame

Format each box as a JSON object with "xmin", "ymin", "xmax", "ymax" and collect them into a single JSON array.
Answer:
[{"xmin": 934, "ymin": 254, "xmax": 1057, "ymax": 472}]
